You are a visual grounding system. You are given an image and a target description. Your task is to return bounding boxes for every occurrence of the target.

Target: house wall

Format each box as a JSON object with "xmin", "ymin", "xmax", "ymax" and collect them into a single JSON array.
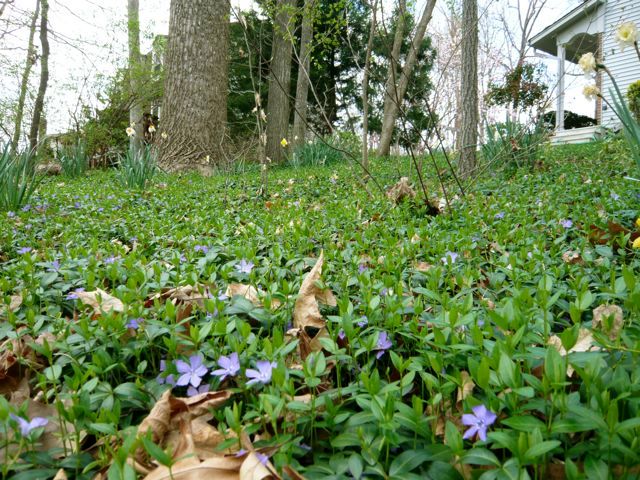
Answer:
[{"xmin": 601, "ymin": 0, "xmax": 640, "ymax": 127}]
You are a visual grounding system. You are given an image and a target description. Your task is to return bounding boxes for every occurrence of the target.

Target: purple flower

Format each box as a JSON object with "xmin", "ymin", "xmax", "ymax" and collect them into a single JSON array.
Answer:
[
  {"xmin": 194, "ymin": 245, "xmax": 209, "ymax": 254},
  {"xmin": 441, "ymin": 251, "xmax": 459, "ymax": 264},
  {"xmin": 187, "ymin": 384, "xmax": 210, "ymax": 396},
  {"xmin": 126, "ymin": 318, "xmax": 142, "ymax": 329},
  {"xmin": 380, "ymin": 288, "xmax": 388, "ymax": 297},
  {"xmin": 374, "ymin": 331, "xmax": 392, "ymax": 359},
  {"xmin": 7, "ymin": 211, "xmax": 15, "ymax": 218},
  {"xmin": 235, "ymin": 449, "xmax": 248, "ymax": 457},
  {"xmin": 560, "ymin": 219, "xmax": 573, "ymax": 229},
  {"xmin": 164, "ymin": 374, "xmax": 176, "ymax": 386},
  {"xmin": 17, "ymin": 247, "xmax": 32, "ymax": 255},
  {"xmin": 211, "ymin": 352, "xmax": 240, "ymax": 381},
  {"xmin": 10, "ymin": 414, "xmax": 48, "ymax": 436},
  {"xmin": 246, "ymin": 360, "xmax": 276, "ymax": 386},
  {"xmin": 48, "ymin": 260, "xmax": 60, "ymax": 272},
  {"xmin": 357, "ymin": 316, "xmax": 369, "ymax": 328},
  {"xmin": 462, "ymin": 404, "xmax": 497, "ymax": 442},
  {"xmin": 358, "ymin": 263, "xmax": 368, "ymax": 274},
  {"xmin": 97, "ymin": 207, "xmax": 104, "ymax": 212},
  {"xmin": 338, "ymin": 329, "xmax": 346, "ymax": 340},
  {"xmin": 21, "ymin": 204, "xmax": 31, "ymax": 212},
  {"xmin": 175, "ymin": 354, "xmax": 208, "ymax": 388},
  {"xmin": 66, "ymin": 288, "xmax": 85, "ymax": 300},
  {"xmin": 104, "ymin": 255, "xmax": 119, "ymax": 265},
  {"xmin": 610, "ymin": 192, "xmax": 620, "ymax": 200},
  {"xmin": 494, "ymin": 212, "xmax": 505, "ymax": 219},
  {"xmin": 255, "ymin": 452, "xmax": 269, "ymax": 466},
  {"xmin": 235, "ymin": 259, "xmax": 255, "ymax": 274},
  {"xmin": 74, "ymin": 202, "xmax": 82, "ymax": 209}
]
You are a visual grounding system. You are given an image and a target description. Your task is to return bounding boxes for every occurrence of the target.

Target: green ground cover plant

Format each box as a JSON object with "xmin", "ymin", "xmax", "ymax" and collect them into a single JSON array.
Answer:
[{"xmin": 0, "ymin": 142, "xmax": 639, "ymax": 479}]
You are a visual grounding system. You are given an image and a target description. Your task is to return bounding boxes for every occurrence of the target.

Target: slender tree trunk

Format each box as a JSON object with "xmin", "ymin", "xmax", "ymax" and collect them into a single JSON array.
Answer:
[
  {"xmin": 362, "ymin": 0, "xmax": 377, "ymax": 170},
  {"xmin": 158, "ymin": 0, "xmax": 229, "ymax": 173},
  {"xmin": 292, "ymin": 0, "xmax": 315, "ymax": 148},
  {"xmin": 28, "ymin": 0, "xmax": 48, "ymax": 154},
  {"xmin": 128, "ymin": 0, "xmax": 143, "ymax": 151},
  {"xmin": 266, "ymin": 0, "xmax": 295, "ymax": 163},
  {"xmin": 377, "ymin": 0, "xmax": 436, "ymax": 157},
  {"xmin": 11, "ymin": 0, "xmax": 39, "ymax": 153},
  {"xmin": 458, "ymin": 0, "xmax": 478, "ymax": 178},
  {"xmin": 380, "ymin": 0, "xmax": 405, "ymax": 148}
]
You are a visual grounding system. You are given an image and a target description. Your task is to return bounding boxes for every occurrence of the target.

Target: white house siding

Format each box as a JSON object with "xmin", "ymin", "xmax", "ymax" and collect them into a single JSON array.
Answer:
[{"xmin": 601, "ymin": 0, "xmax": 640, "ymax": 127}]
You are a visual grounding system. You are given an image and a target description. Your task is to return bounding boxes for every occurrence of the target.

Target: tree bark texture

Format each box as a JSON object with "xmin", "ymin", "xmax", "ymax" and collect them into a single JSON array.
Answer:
[
  {"xmin": 11, "ymin": 0, "xmax": 39, "ymax": 153},
  {"xmin": 159, "ymin": 0, "xmax": 229, "ymax": 173},
  {"xmin": 379, "ymin": 0, "xmax": 405, "ymax": 154},
  {"xmin": 458, "ymin": 0, "xmax": 478, "ymax": 178},
  {"xmin": 128, "ymin": 0, "xmax": 143, "ymax": 152},
  {"xmin": 266, "ymin": 0, "xmax": 295, "ymax": 163},
  {"xmin": 361, "ymin": 0, "xmax": 377, "ymax": 170},
  {"xmin": 377, "ymin": 0, "xmax": 436, "ymax": 157},
  {"xmin": 292, "ymin": 0, "xmax": 315, "ymax": 148},
  {"xmin": 28, "ymin": 0, "xmax": 48, "ymax": 153}
]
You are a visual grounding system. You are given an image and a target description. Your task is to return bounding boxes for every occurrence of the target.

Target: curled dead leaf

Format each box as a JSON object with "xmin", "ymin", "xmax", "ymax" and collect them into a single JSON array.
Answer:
[
  {"xmin": 225, "ymin": 284, "xmax": 281, "ymax": 309},
  {"xmin": 76, "ymin": 288, "xmax": 124, "ymax": 316},
  {"xmin": 456, "ymin": 371, "xmax": 475, "ymax": 404},
  {"xmin": 548, "ymin": 328, "xmax": 598, "ymax": 376},
  {"xmin": 386, "ymin": 177, "xmax": 416, "ymax": 205},
  {"xmin": 592, "ymin": 304, "xmax": 623, "ymax": 340},
  {"xmin": 562, "ymin": 250, "xmax": 584, "ymax": 265}
]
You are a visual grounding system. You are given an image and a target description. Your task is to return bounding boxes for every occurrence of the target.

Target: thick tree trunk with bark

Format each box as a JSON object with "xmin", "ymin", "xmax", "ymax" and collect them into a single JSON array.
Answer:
[
  {"xmin": 458, "ymin": 0, "xmax": 478, "ymax": 178},
  {"xmin": 128, "ymin": 0, "xmax": 143, "ymax": 152},
  {"xmin": 361, "ymin": 0, "xmax": 377, "ymax": 170},
  {"xmin": 159, "ymin": 0, "xmax": 229, "ymax": 173},
  {"xmin": 292, "ymin": 0, "xmax": 314, "ymax": 148},
  {"xmin": 377, "ymin": 0, "xmax": 436, "ymax": 157},
  {"xmin": 266, "ymin": 0, "xmax": 295, "ymax": 163},
  {"xmin": 11, "ymin": 0, "xmax": 39, "ymax": 153},
  {"xmin": 28, "ymin": 0, "xmax": 48, "ymax": 153}
]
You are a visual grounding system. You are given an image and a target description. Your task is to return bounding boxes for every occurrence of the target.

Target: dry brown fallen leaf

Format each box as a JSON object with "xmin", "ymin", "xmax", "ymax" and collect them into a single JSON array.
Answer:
[
  {"xmin": 0, "ymin": 333, "xmax": 55, "ymax": 396},
  {"xmin": 76, "ymin": 288, "xmax": 125, "ymax": 316},
  {"xmin": 0, "ymin": 294, "xmax": 23, "ymax": 316},
  {"xmin": 386, "ymin": 177, "xmax": 416, "ymax": 205},
  {"xmin": 135, "ymin": 389, "xmax": 233, "ymax": 468},
  {"xmin": 592, "ymin": 304, "xmax": 623, "ymax": 340},
  {"xmin": 561, "ymin": 250, "xmax": 584, "ymax": 265},
  {"xmin": 414, "ymin": 261, "xmax": 433, "ymax": 273},
  {"xmin": 53, "ymin": 469, "xmax": 68, "ymax": 480},
  {"xmin": 548, "ymin": 328, "xmax": 598, "ymax": 376},
  {"xmin": 293, "ymin": 252, "xmax": 337, "ymax": 360},
  {"xmin": 456, "ymin": 371, "xmax": 475, "ymax": 404},
  {"xmin": 225, "ymin": 284, "xmax": 282, "ymax": 309}
]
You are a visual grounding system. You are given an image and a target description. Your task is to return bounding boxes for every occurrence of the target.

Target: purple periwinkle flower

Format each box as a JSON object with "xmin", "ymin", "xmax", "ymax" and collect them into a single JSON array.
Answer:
[
  {"xmin": 21, "ymin": 204, "xmax": 31, "ymax": 212},
  {"xmin": 194, "ymin": 245, "xmax": 209, "ymax": 254},
  {"xmin": 126, "ymin": 318, "xmax": 142, "ymax": 329},
  {"xmin": 441, "ymin": 251, "xmax": 459, "ymax": 264},
  {"xmin": 211, "ymin": 352, "xmax": 240, "ymax": 381},
  {"xmin": 338, "ymin": 329, "xmax": 346, "ymax": 340},
  {"xmin": 358, "ymin": 263, "xmax": 368, "ymax": 274},
  {"xmin": 380, "ymin": 287, "xmax": 388, "ymax": 297},
  {"xmin": 560, "ymin": 219, "xmax": 573, "ymax": 229},
  {"xmin": 357, "ymin": 316, "xmax": 369, "ymax": 328},
  {"xmin": 175, "ymin": 354, "xmax": 208, "ymax": 388},
  {"xmin": 462, "ymin": 404, "xmax": 497, "ymax": 442},
  {"xmin": 494, "ymin": 212, "xmax": 505, "ymax": 219},
  {"xmin": 187, "ymin": 384, "xmax": 210, "ymax": 397},
  {"xmin": 235, "ymin": 449, "xmax": 248, "ymax": 458},
  {"xmin": 66, "ymin": 288, "xmax": 85, "ymax": 300},
  {"xmin": 104, "ymin": 255, "xmax": 119, "ymax": 265},
  {"xmin": 48, "ymin": 260, "xmax": 60, "ymax": 272},
  {"xmin": 375, "ymin": 331, "xmax": 392, "ymax": 359},
  {"xmin": 235, "ymin": 259, "xmax": 254, "ymax": 274},
  {"xmin": 246, "ymin": 360, "xmax": 276, "ymax": 386},
  {"xmin": 74, "ymin": 202, "xmax": 82, "ymax": 209},
  {"xmin": 255, "ymin": 452, "xmax": 269, "ymax": 466},
  {"xmin": 610, "ymin": 192, "xmax": 620, "ymax": 200},
  {"xmin": 7, "ymin": 211, "xmax": 15, "ymax": 218},
  {"xmin": 10, "ymin": 414, "xmax": 48, "ymax": 436},
  {"xmin": 17, "ymin": 247, "xmax": 32, "ymax": 255}
]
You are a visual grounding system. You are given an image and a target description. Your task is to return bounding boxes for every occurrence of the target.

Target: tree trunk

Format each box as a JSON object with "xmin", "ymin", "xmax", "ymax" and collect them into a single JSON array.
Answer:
[
  {"xmin": 292, "ymin": 0, "xmax": 315, "ymax": 148},
  {"xmin": 128, "ymin": 0, "xmax": 143, "ymax": 152},
  {"xmin": 361, "ymin": 0, "xmax": 377, "ymax": 170},
  {"xmin": 458, "ymin": 0, "xmax": 478, "ymax": 178},
  {"xmin": 377, "ymin": 0, "xmax": 436, "ymax": 157},
  {"xmin": 28, "ymin": 0, "xmax": 48, "ymax": 154},
  {"xmin": 11, "ymin": 0, "xmax": 39, "ymax": 153},
  {"xmin": 158, "ymin": 0, "xmax": 229, "ymax": 173},
  {"xmin": 266, "ymin": 0, "xmax": 295, "ymax": 163},
  {"xmin": 380, "ymin": 0, "xmax": 405, "ymax": 152}
]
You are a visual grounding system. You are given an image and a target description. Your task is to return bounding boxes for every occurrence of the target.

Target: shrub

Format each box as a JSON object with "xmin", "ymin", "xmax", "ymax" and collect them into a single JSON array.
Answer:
[
  {"xmin": 118, "ymin": 145, "xmax": 157, "ymax": 190},
  {"xmin": 482, "ymin": 120, "xmax": 549, "ymax": 171},
  {"xmin": 626, "ymin": 80, "xmax": 640, "ymax": 122},
  {"xmin": 0, "ymin": 143, "xmax": 40, "ymax": 211},
  {"xmin": 58, "ymin": 139, "xmax": 89, "ymax": 178}
]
